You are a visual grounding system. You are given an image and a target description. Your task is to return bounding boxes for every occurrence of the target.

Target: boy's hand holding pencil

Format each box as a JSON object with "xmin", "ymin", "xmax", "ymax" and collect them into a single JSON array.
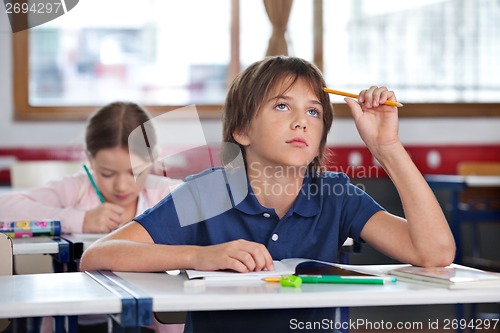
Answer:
[
  {"xmin": 340, "ymin": 86, "xmax": 401, "ymax": 153},
  {"xmin": 323, "ymin": 87, "xmax": 403, "ymax": 107}
]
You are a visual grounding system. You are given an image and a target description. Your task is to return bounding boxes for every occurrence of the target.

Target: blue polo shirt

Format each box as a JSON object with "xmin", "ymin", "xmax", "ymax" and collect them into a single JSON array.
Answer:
[{"xmin": 136, "ymin": 167, "xmax": 384, "ymax": 332}]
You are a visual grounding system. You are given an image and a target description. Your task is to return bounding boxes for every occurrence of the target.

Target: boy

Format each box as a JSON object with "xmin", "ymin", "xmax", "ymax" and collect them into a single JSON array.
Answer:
[{"xmin": 81, "ymin": 56, "xmax": 455, "ymax": 332}]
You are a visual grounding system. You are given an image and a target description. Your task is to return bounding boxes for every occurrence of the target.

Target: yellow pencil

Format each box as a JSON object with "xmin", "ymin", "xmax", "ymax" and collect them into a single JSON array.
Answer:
[
  {"xmin": 262, "ymin": 277, "xmax": 281, "ymax": 283},
  {"xmin": 323, "ymin": 88, "xmax": 404, "ymax": 108}
]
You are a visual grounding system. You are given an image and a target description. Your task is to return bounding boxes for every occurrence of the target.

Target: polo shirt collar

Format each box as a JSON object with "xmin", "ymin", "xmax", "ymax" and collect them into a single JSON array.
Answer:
[
  {"xmin": 233, "ymin": 181, "xmax": 268, "ymax": 215},
  {"xmin": 290, "ymin": 174, "xmax": 320, "ymax": 217},
  {"xmin": 233, "ymin": 172, "xmax": 320, "ymax": 218}
]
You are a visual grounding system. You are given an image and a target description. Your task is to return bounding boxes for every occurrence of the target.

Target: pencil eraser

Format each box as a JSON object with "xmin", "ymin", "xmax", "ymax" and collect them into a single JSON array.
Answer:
[
  {"xmin": 280, "ymin": 275, "xmax": 302, "ymax": 288},
  {"xmin": 184, "ymin": 279, "xmax": 206, "ymax": 288}
]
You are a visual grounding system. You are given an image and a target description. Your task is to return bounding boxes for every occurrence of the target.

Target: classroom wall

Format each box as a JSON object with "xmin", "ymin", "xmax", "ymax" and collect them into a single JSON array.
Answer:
[
  {"xmin": 2, "ymin": 29, "xmax": 500, "ymax": 147},
  {"xmin": 1, "ymin": 28, "xmax": 499, "ymax": 182}
]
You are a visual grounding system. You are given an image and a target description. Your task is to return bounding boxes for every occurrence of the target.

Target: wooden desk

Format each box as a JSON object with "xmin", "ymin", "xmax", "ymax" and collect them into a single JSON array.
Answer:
[
  {"xmin": 426, "ymin": 175, "xmax": 500, "ymax": 189},
  {"xmin": 112, "ymin": 264, "xmax": 500, "ymax": 333},
  {"xmin": 12, "ymin": 237, "xmax": 68, "ymax": 256},
  {"xmin": 1, "ymin": 265, "xmax": 499, "ymax": 332},
  {"xmin": 111, "ymin": 264, "xmax": 500, "ymax": 332},
  {"xmin": 0, "ymin": 271, "xmax": 147, "ymax": 333},
  {"xmin": 11, "ymin": 237, "xmax": 70, "ymax": 272},
  {"xmin": 10, "ymin": 234, "xmax": 104, "ymax": 273}
]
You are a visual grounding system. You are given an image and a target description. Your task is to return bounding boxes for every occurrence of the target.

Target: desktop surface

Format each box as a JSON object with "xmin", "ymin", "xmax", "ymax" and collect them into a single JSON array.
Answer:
[
  {"xmin": 0, "ymin": 272, "xmax": 122, "ymax": 318},
  {"xmin": 113, "ymin": 265, "xmax": 500, "ymax": 313}
]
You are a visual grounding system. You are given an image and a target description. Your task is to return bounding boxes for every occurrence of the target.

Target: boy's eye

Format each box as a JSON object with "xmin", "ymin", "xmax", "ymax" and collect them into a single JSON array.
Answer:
[
  {"xmin": 307, "ymin": 108, "xmax": 321, "ymax": 118},
  {"xmin": 275, "ymin": 103, "xmax": 289, "ymax": 111}
]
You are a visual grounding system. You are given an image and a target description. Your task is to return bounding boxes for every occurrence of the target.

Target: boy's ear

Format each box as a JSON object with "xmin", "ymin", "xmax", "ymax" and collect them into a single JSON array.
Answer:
[{"xmin": 232, "ymin": 130, "xmax": 250, "ymax": 146}]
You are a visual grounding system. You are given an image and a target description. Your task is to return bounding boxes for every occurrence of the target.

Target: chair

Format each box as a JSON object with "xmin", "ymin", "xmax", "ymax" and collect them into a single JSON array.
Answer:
[
  {"xmin": 9, "ymin": 160, "xmax": 83, "ymax": 275},
  {"xmin": 456, "ymin": 162, "xmax": 500, "ymax": 271},
  {"xmin": 0, "ymin": 233, "xmax": 13, "ymax": 332}
]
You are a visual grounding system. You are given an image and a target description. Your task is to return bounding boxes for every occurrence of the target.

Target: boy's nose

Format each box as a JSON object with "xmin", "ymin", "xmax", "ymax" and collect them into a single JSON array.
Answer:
[
  {"xmin": 294, "ymin": 123, "xmax": 305, "ymax": 130},
  {"xmin": 291, "ymin": 115, "xmax": 307, "ymax": 130}
]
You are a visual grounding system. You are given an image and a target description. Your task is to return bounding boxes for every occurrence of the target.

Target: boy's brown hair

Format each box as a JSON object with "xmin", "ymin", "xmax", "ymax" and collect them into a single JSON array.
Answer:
[{"xmin": 222, "ymin": 56, "xmax": 333, "ymax": 173}]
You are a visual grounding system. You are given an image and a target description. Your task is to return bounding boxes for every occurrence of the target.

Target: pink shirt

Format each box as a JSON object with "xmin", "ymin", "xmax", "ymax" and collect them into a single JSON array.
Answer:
[{"xmin": 0, "ymin": 172, "xmax": 182, "ymax": 234}]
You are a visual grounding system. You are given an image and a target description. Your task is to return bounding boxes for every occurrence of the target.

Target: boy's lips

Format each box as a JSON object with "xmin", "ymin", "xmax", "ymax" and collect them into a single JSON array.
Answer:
[{"xmin": 286, "ymin": 137, "xmax": 308, "ymax": 147}]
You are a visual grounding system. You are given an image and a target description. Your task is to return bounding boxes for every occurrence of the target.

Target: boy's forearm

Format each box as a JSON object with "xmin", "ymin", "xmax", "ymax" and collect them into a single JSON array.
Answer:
[
  {"xmin": 80, "ymin": 240, "xmax": 199, "ymax": 272},
  {"xmin": 374, "ymin": 142, "xmax": 456, "ymax": 266}
]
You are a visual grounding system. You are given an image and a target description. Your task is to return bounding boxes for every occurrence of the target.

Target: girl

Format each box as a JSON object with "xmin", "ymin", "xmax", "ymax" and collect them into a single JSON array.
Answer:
[
  {"xmin": 0, "ymin": 101, "xmax": 183, "ymax": 333},
  {"xmin": 0, "ymin": 102, "xmax": 181, "ymax": 234},
  {"xmin": 80, "ymin": 57, "xmax": 455, "ymax": 333}
]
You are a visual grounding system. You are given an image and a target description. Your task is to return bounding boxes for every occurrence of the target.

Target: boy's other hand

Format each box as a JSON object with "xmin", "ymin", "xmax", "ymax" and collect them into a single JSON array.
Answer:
[{"xmin": 191, "ymin": 239, "xmax": 274, "ymax": 273}]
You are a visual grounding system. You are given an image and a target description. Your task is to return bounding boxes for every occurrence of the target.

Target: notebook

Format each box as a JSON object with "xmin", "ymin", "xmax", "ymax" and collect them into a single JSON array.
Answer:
[
  {"xmin": 185, "ymin": 258, "xmax": 374, "ymax": 282},
  {"xmin": 389, "ymin": 264, "xmax": 500, "ymax": 289}
]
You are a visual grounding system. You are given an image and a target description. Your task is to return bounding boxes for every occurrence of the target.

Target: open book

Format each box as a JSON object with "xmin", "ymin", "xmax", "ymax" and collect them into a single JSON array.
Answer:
[
  {"xmin": 389, "ymin": 264, "xmax": 500, "ymax": 289},
  {"xmin": 185, "ymin": 258, "xmax": 376, "ymax": 282}
]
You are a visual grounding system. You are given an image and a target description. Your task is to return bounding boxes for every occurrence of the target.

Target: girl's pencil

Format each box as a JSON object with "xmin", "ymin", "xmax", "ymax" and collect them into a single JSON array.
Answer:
[
  {"xmin": 83, "ymin": 164, "xmax": 105, "ymax": 203},
  {"xmin": 323, "ymin": 88, "xmax": 404, "ymax": 107}
]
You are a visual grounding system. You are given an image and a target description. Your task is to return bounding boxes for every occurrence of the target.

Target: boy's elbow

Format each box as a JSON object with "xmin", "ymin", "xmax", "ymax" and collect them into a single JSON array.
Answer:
[
  {"xmin": 417, "ymin": 243, "xmax": 456, "ymax": 268},
  {"xmin": 438, "ymin": 238, "xmax": 457, "ymax": 266},
  {"xmin": 422, "ymin": 252, "xmax": 455, "ymax": 268},
  {"xmin": 79, "ymin": 248, "xmax": 99, "ymax": 272},
  {"xmin": 79, "ymin": 252, "xmax": 91, "ymax": 272}
]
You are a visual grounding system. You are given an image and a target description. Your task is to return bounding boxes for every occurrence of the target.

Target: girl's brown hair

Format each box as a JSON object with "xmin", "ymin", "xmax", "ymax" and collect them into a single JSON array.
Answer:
[
  {"xmin": 222, "ymin": 56, "xmax": 333, "ymax": 173},
  {"xmin": 85, "ymin": 102, "xmax": 155, "ymax": 160}
]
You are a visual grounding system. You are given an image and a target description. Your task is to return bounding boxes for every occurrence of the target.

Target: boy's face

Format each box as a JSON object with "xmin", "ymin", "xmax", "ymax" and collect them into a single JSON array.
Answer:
[
  {"xmin": 234, "ymin": 77, "xmax": 324, "ymax": 174},
  {"xmin": 89, "ymin": 146, "xmax": 147, "ymax": 208}
]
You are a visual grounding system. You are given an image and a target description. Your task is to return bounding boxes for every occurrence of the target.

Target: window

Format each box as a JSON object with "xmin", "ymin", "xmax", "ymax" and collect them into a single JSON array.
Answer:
[
  {"xmin": 15, "ymin": 0, "xmax": 232, "ymax": 119},
  {"xmin": 13, "ymin": 0, "xmax": 500, "ymax": 120},
  {"xmin": 323, "ymin": 0, "xmax": 500, "ymax": 103}
]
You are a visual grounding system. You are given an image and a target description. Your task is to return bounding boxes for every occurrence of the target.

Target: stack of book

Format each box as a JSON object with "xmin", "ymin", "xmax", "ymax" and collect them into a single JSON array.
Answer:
[{"xmin": 389, "ymin": 265, "xmax": 500, "ymax": 289}]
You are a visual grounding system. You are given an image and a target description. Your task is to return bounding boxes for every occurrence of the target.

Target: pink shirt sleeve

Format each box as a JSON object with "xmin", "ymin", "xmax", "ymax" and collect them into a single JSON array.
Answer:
[
  {"xmin": 0, "ymin": 173, "xmax": 100, "ymax": 234},
  {"xmin": 0, "ymin": 173, "xmax": 182, "ymax": 234}
]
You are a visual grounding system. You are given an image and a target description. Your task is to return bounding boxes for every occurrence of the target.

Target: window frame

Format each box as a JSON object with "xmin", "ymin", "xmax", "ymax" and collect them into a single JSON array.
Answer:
[
  {"xmin": 12, "ymin": 4, "xmax": 500, "ymax": 121},
  {"xmin": 13, "ymin": 30, "xmax": 225, "ymax": 121}
]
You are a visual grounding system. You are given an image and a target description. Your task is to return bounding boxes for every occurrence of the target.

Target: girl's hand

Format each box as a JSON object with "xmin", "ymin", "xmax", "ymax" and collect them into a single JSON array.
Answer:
[
  {"xmin": 190, "ymin": 239, "xmax": 274, "ymax": 273},
  {"xmin": 344, "ymin": 86, "xmax": 400, "ymax": 155},
  {"xmin": 83, "ymin": 203, "xmax": 125, "ymax": 233}
]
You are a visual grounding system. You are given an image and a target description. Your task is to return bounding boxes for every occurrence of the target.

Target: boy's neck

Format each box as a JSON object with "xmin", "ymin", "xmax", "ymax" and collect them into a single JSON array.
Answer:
[{"xmin": 247, "ymin": 166, "xmax": 305, "ymax": 219}]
